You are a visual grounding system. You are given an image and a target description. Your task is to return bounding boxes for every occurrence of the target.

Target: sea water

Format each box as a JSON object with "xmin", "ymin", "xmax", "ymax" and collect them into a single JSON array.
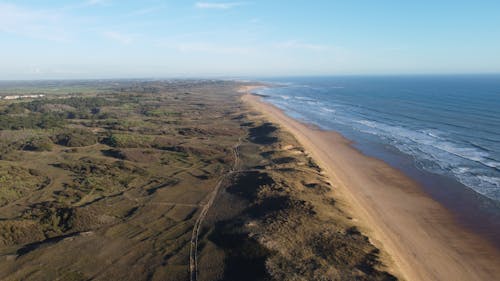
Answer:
[{"xmin": 256, "ymin": 75, "xmax": 500, "ymax": 203}]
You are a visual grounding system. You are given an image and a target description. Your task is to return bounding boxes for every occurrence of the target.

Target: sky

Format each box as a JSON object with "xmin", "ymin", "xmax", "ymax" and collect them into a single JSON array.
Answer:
[{"xmin": 1, "ymin": 0, "xmax": 500, "ymax": 79}]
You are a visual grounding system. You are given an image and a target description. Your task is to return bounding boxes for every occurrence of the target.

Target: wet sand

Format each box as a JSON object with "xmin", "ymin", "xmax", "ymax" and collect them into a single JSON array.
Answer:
[{"xmin": 243, "ymin": 93, "xmax": 500, "ymax": 281}]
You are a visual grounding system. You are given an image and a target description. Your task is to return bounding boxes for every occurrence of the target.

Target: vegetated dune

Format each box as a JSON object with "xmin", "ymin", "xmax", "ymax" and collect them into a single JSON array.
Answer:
[
  {"xmin": 0, "ymin": 80, "xmax": 395, "ymax": 281},
  {"xmin": 199, "ymin": 109, "xmax": 396, "ymax": 281}
]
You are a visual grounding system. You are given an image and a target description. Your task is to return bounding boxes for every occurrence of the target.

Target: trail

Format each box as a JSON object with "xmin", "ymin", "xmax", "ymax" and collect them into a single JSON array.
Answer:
[{"xmin": 189, "ymin": 136, "xmax": 242, "ymax": 281}]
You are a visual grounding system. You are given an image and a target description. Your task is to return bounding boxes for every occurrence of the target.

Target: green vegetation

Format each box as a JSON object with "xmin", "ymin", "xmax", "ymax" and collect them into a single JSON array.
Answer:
[
  {"xmin": 0, "ymin": 112, "xmax": 66, "ymax": 130},
  {"xmin": 24, "ymin": 137, "xmax": 53, "ymax": 151},
  {"xmin": 101, "ymin": 133, "xmax": 154, "ymax": 148},
  {"xmin": 52, "ymin": 128, "xmax": 97, "ymax": 147},
  {"xmin": 53, "ymin": 157, "xmax": 147, "ymax": 201},
  {"xmin": 0, "ymin": 164, "xmax": 49, "ymax": 206},
  {"xmin": 140, "ymin": 107, "xmax": 181, "ymax": 117},
  {"xmin": 0, "ymin": 80, "xmax": 394, "ymax": 281}
]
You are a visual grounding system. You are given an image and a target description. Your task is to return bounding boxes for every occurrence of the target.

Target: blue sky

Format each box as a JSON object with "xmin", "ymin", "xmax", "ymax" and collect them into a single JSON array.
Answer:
[{"xmin": 1, "ymin": 0, "xmax": 500, "ymax": 79}]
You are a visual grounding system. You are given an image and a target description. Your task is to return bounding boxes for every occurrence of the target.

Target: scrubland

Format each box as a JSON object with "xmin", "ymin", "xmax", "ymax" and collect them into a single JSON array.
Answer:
[{"xmin": 0, "ymin": 80, "xmax": 394, "ymax": 281}]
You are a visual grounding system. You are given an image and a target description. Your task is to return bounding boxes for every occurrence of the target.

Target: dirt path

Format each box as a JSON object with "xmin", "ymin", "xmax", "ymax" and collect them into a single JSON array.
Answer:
[{"xmin": 189, "ymin": 136, "xmax": 243, "ymax": 281}]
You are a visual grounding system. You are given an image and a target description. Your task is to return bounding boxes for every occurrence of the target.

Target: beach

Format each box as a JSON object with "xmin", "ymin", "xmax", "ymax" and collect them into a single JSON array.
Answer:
[{"xmin": 243, "ymin": 92, "xmax": 500, "ymax": 280}]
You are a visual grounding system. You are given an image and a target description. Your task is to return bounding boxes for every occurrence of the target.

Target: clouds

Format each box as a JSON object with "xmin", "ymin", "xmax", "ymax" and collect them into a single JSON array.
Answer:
[
  {"xmin": 130, "ymin": 5, "xmax": 166, "ymax": 16},
  {"xmin": 102, "ymin": 31, "xmax": 134, "ymax": 44},
  {"xmin": 84, "ymin": 0, "xmax": 110, "ymax": 6},
  {"xmin": 0, "ymin": 1, "xmax": 374, "ymax": 78},
  {"xmin": 154, "ymin": 37, "xmax": 335, "ymax": 56},
  {"xmin": 0, "ymin": 3, "xmax": 69, "ymax": 41},
  {"xmin": 176, "ymin": 42, "xmax": 254, "ymax": 55},
  {"xmin": 0, "ymin": 1, "xmax": 142, "ymax": 44},
  {"xmin": 195, "ymin": 2, "xmax": 245, "ymax": 9},
  {"xmin": 274, "ymin": 40, "xmax": 332, "ymax": 51}
]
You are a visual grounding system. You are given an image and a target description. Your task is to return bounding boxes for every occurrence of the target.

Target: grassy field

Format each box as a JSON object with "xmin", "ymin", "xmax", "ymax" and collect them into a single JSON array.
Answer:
[
  {"xmin": 0, "ymin": 80, "xmax": 123, "ymax": 96},
  {"xmin": 0, "ymin": 80, "xmax": 395, "ymax": 281}
]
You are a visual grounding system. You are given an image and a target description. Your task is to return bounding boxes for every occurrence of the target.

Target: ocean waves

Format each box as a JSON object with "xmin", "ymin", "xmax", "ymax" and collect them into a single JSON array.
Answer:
[{"xmin": 257, "ymin": 76, "xmax": 500, "ymax": 201}]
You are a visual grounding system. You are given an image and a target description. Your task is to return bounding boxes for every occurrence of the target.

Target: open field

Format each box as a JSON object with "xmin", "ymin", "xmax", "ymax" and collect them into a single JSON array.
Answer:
[
  {"xmin": 0, "ymin": 80, "xmax": 133, "ymax": 96},
  {"xmin": 0, "ymin": 80, "xmax": 395, "ymax": 280}
]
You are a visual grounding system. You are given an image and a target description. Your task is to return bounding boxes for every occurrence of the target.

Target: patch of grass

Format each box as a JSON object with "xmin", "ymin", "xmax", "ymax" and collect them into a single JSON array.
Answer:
[
  {"xmin": 0, "ymin": 220, "xmax": 45, "ymax": 247},
  {"xmin": 0, "ymin": 112, "xmax": 66, "ymax": 130},
  {"xmin": 0, "ymin": 165, "xmax": 49, "ymax": 206},
  {"xmin": 24, "ymin": 136, "xmax": 53, "ymax": 151},
  {"xmin": 141, "ymin": 108, "xmax": 181, "ymax": 117},
  {"xmin": 52, "ymin": 157, "xmax": 148, "ymax": 200},
  {"xmin": 101, "ymin": 133, "xmax": 154, "ymax": 148},
  {"xmin": 52, "ymin": 128, "xmax": 97, "ymax": 147}
]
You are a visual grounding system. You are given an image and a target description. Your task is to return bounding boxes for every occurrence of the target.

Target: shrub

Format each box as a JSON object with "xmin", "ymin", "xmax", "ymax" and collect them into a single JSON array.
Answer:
[
  {"xmin": 0, "ymin": 113, "xmax": 65, "ymax": 130},
  {"xmin": 24, "ymin": 137, "xmax": 53, "ymax": 151},
  {"xmin": 53, "ymin": 128, "xmax": 97, "ymax": 147},
  {"xmin": 100, "ymin": 133, "xmax": 153, "ymax": 148}
]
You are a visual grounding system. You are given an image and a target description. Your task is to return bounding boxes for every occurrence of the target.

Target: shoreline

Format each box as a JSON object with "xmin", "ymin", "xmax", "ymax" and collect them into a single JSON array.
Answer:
[
  {"xmin": 356, "ymin": 138, "xmax": 500, "ymax": 248},
  {"xmin": 242, "ymin": 92, "xmax": 500, "ymax": 280}
]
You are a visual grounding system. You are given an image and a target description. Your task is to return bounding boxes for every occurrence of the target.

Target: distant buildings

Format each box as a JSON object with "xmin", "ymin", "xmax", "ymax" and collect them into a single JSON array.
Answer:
[{"xmin": 1, "ymin": 94, "xmax": 45, "ymax": 100}]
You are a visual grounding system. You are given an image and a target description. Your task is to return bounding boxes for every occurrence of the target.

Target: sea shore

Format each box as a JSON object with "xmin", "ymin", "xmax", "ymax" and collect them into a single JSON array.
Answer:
[{"xmin": 242, "ymin": 91, "xmax": 500, "ymax": 281}]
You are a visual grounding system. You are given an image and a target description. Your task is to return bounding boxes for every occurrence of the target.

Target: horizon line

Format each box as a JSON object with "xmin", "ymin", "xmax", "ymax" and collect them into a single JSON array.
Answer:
[{"xmin": 1, "ymin": 72, "xmax": 499, "ymax": 82}]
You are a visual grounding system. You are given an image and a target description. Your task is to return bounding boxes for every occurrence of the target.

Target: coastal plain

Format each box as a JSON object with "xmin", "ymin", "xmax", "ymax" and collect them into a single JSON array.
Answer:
[{"xmin": 0, "ymin": 81, "xmax": 395, "ymax": 281}]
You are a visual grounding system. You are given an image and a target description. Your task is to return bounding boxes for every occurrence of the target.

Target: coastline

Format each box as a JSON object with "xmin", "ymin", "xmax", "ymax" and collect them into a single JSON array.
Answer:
[{"xmin": 242, "ymin": 92, "xmax": 500, "ymax": 280}]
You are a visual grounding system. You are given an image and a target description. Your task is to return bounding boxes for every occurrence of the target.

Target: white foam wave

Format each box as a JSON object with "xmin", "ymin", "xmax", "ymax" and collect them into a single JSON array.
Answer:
[
  {"xmin": 321, "ymin": 107, "xmax": 336, "ymax": 113},
  {"xmin": 477, "ymin": 175, "xmax": 500, "ymax": 187},
  {"xmin": 295, "ymin": 96, "xmax": 315, "ymax": 101},
  {"xmin": 350, "ymin": 119, "xmax": 500, "ymax": 200},
  {"xmin": 265, "ymin": 90, "xmax": 500, "ymax": 201},
  {"xmin": 355, "ymin": 119, "xmax": 497, "ymax": 167}
]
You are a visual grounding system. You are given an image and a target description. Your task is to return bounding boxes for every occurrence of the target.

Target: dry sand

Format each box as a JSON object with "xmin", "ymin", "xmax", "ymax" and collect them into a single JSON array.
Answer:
[{"xmin": 243, "ymin": 93, "xmax": 500, "ymax": 281}]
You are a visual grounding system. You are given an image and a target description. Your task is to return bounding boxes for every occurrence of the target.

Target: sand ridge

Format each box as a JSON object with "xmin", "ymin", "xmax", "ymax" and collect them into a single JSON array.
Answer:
[{"xmin": 243, "ymin": 92, "xmax": 500, "ymax": 281}]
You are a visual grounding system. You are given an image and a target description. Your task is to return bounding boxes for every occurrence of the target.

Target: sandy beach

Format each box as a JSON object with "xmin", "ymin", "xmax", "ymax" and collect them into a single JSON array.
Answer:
[{"xmin": 243, "ymin": 93, "xmax": 500, "ymax": 281}]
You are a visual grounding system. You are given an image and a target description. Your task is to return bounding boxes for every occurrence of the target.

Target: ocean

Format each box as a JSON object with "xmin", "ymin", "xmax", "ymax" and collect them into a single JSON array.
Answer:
[{"xmin": 255, "ymin": 75, "xmax": 500, "ymax": 204}]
